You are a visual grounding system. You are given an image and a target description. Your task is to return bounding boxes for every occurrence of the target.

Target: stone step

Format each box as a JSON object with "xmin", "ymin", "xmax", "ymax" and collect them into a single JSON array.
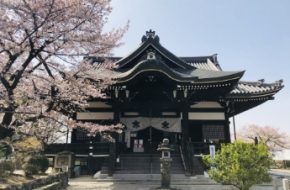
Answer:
[
  {"xmin": 119, "ymin": 154, "xmax": 180, "ymax": 157},
  {"xmin": 116, "ymin": 168, "xmax": 184, "ymax": 172},
  {"xmin": 115, "ymin": 153, "xmax": 185, "ymax": 175},
  {"xmin": 94, "ymin": 174, "xmax": 216, "ymax": 184},
  {"xmin": 150, "ymin": 170, "xmax": 184, "ymax": 174}
]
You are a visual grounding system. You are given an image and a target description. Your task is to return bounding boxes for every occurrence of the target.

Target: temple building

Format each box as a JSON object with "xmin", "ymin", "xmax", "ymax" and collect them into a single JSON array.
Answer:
[{"xmin": 45, "ymin": 30, "xmax": 283, "ymax": 176}]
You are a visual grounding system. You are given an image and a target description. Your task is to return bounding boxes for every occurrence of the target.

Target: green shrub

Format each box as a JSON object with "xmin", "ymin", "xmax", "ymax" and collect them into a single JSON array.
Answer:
[
  {"xmin": 13, "ymin": 152, "xmax": 26, "ymax": 169},
  {"xmin": 0, "ymin": 160, "xmax": 15, "ymax": 177},
  {"xmin": 203, "ymin": 141, "xmax": 272, "ymax": 190},
  {"xmin": 23, "ymin": 154, "xmax": 49, "ymax": 174},
  {"xmin": 23, "ymin": 163, "xmax": 39, "ymax": 176},
  {"xmin": 0, "ymin": 141, "xmax": 13, "ymax": 158},
  {"xmin": 29, "ymin": 154, "xmax": 49, "ymax": 173}
]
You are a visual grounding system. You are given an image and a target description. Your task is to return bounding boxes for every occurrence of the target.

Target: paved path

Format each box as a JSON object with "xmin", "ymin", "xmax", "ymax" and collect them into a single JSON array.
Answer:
[
  {"xmin": 66, "ymin": 176, "xmax": 281, "ymax": 190},
  {"xmin": 270, "ymin": 169, "xmax": 290, "ymax": 177},
  {"xmin": 67, "ymin": 181, "xmax": 226, "ymax": 190}
]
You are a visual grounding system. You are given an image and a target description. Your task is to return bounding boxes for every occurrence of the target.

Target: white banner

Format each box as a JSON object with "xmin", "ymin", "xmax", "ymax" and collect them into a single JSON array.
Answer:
[{"xmin": 120, "ymin": 117, "xmax": 181, "ymax": 133}]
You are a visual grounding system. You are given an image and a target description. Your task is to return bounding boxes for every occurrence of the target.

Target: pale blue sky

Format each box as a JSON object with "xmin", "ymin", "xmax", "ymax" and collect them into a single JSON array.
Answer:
[{"xmin": 107, "ymin": 0, "xmax": 290, "ymax": 135}]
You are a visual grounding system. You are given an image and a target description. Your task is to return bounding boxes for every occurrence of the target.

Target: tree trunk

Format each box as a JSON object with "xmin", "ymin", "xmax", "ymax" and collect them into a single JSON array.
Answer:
[
  {"xmin": 1, "ymin": 111, "xmax": 14, "ymax": 127},
  {"xmin": 0, "ymin": 126, "xmax": 14, "ymax": 139},
  {"xmin": 0, "ymin": 99, "xmax": 16, "ymax": 139}
]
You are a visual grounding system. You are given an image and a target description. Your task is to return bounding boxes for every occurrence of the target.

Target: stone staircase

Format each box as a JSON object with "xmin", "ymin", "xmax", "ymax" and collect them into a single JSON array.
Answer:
[
  {"xmin": 151, "ymin": 154, "xmax": 184, "ymax": 174},
  {"xmin": 115, "ymin": 153, "xmax": 151, "ymax": 174},
  {"xmin": 115, "ymin": 153, "xmax": 184, "ymax": 174}
]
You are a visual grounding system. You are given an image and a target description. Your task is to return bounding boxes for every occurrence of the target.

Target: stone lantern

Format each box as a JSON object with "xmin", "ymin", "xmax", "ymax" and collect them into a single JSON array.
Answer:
[{"xmin": 157, "ymin": 138, "xmax": 176, "ymax": 190}]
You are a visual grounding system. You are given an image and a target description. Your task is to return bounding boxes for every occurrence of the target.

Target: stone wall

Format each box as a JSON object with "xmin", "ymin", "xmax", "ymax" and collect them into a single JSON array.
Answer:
[{"xmin": 2, "ymin": 172, "xmax": 68, "ymax": 190}]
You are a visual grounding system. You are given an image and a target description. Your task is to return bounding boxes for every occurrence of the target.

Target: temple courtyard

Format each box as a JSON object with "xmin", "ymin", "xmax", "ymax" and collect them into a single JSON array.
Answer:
[{"xmin": 66, "ymin": 174, "xmax": 285, "ymax": 190}]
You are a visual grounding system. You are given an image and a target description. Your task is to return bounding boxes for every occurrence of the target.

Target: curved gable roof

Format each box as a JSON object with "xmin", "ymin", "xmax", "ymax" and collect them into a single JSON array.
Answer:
[
  {"xmin": 115, "ymin": 30, "xmax": 193, "ymax": 70},
  {"xmin": 115, "ymin": 59, "xmax": 244, "ymax": 84}
]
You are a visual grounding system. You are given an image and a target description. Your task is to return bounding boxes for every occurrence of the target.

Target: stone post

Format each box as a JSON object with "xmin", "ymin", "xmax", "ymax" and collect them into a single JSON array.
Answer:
[
  {"xmin": 157, "ymin": 138, "xmax": 176, "ymax": 190},
  {"xmin": 283, "ymin": 178, "xmax": 290, "ymax": 190}
]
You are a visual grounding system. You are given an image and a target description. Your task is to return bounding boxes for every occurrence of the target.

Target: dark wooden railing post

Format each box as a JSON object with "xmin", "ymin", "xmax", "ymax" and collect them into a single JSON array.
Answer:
[
  {"xmin": 187, "ymin": 142, "xmax": 195, "ymax": 175},
  {"xmin": 180, "ymin": 141, "xmax": 188, "ymax": 175},
  {"xmin": 185, "ymin": 142, "xmax": 192, "ymax": 175},
  {"xmin": 108, "ymin": 143, "xmax": 116, "ymax": 176},
  {"xmin": 181, "ymin": 140, "xmax": 195, "ymax": 176}
]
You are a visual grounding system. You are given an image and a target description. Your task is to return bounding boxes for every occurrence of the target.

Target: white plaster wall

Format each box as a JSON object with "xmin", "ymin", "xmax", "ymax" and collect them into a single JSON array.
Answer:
[
  {"xmin": 190, "ymin": 101, "xmax": 222, "ymax": 108},
  {"xmin": 76, "ymin": 112, "xmax": 114, "ymax": 120},
  {"xmin": 188, "ymin": 112, "xmax": 225, "ymax": 120},
  {"xmin": 87, "ymin": 102, "xmax": 111, "ymax": 108}
]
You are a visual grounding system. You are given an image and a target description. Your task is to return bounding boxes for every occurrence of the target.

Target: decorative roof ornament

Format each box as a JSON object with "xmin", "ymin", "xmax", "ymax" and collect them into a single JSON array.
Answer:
[
  {"xmin": 141, "ymin": 29, "xmax": 160, "ymax": 43},
  {"xmin": 147, "ymin": 50, "xmax": 156, "ymax": 60},
  {"xmin": 257, "ymin": 79, "xmax": 264, "ymax": 86},
  {"xmin": 274, "ymin": 79, "xmax": 283, "ymax": 87}
]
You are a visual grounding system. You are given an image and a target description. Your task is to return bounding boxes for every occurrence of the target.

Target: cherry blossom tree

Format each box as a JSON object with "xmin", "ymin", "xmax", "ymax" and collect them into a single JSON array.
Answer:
[
  {"xmin": 0, "ymin": 0, "xmax": 127, "ymax": 140},
  {"xmin": 237, "ymin": 124, "xmax": 290, "ymax": 152}
]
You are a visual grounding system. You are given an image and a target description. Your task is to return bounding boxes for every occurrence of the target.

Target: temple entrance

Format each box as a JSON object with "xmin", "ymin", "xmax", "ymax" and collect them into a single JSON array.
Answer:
[
  {"xmin": 122, "ymin": 117, "xmax": 182, "ymax": 153},
  {"xmin": 138, "ymin": 127, "xmax": 163, "ymax": 152},
  {"xmin": 130, "ymin": 127, "xmax": 180, "ymax": 153},
  {"xmin": 130, "ymin": 127, "xmax": 163, "ymax": 153}
]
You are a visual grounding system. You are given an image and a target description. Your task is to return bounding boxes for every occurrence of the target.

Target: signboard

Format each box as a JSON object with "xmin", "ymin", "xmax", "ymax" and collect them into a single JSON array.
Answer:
[
  {"xmin": 209, "ymin": 145, "xmax": 216, "ymax": 159},
  {"xmin": 54, "ymin": 152, "xmax": 73, "ymax": 169}
]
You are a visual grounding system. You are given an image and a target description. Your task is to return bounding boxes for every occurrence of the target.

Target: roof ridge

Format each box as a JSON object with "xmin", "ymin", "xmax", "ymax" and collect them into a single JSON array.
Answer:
[
  {"xmin": 231, "ymin": 79, "xmax": 284, "ymax": 96},
  {"xmin": 179, "ymin": 55, "xmax": 214, "ymax": 59},
  {"xmin": 239, "ymin": 79, "xmax": 283, "ymax": 87}
]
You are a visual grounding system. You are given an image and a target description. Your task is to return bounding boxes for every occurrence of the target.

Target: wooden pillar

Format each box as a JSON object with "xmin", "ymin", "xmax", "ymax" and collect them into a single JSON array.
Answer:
[
  {"xmin": 71, "ymin": 113, "xmax": 77, "ymax": 143},
  {"xmin": 181, "ymin": 111, "xmax": 189, "ymax": 144},
  {"xmin": 71, "ymin": 129, "xmax": 77, "ymax": 143},
  {"xmin": 114, "ymin": 109, "xmax": 122, "ymax": 142},
  {"xmin": 114, "ymin": 109, "xmax": 120, "ymax": 122},
  {"xmin": 224, "ymin": 114, "xmax": 231, "ymax": 143}
]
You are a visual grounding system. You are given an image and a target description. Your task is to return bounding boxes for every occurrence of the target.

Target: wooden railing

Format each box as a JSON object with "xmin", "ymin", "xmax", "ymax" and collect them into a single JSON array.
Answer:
[
  {"xmin": 181, "ymin": 141, "xmax": 193, "ymax": 175},
  {"xmin": 181, "ymin": 141, "xmax": 222, "ymax": 175}
]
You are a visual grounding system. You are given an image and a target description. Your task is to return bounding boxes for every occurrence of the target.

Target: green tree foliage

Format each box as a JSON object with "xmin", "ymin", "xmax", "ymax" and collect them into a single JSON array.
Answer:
[
  {"xmin": 0, "ymin": 160, "xmax": 15, "ymax": 177},
  {"xmin": 28, "ymin": 154, "xmax": 49, "ymax": 173},
  {"xmin": 203, "ymin": 141, "xmax": 272, "ymax": 190},
  {"xmin": 0, "ymin": 141, "xmax": 13, "ymax": 158},
  {"xmin": 23, "ymin": 163, "xmax": 39, "ymax": 176}
]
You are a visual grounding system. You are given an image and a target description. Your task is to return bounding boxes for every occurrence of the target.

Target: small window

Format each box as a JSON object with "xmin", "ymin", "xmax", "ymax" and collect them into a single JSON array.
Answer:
[
  {"xmin": 47, "ymin": 157, "xmax": 54, "ymax": 167},
  {"xmin": 75, "ymin": 158, "xmax": 87, "ymax": 166}
]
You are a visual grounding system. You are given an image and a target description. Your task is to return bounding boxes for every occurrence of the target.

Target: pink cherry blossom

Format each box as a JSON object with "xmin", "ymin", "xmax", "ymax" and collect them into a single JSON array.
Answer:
[{"xmin": 0, "ymin": 0, "xmax": 127, "ymax": 140}]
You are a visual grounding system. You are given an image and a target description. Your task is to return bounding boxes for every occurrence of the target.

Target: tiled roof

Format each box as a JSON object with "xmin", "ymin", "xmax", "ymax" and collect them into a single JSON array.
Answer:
[
  {"xmin": 185, "ymin": 59, "xmax": 220, "ymax": 71},
  {"xmin": 114, "ymin": 59, "xmax": 244, "ymax": 83},
  {"xmin": 230, "ymin": 80, "xmax": 283, "ymax": 95},
  {"xmin": 89, "ymin": 55, "xmax": 222, "ymax": 71},
  {"xmin": 180, "ymin": 56, "xmax": 221, "ymax": 71},
  {"xmin": 89, "ymin": 56, "xmax": 283, "ymax": 98}
]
